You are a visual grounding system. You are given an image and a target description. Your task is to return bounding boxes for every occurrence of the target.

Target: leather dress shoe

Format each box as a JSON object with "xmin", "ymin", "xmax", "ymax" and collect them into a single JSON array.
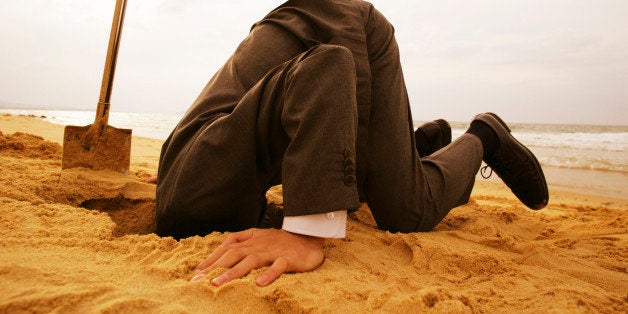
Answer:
[{"xmin": 473, "ymin": 113, "xmax": 549, "ymax": 209}]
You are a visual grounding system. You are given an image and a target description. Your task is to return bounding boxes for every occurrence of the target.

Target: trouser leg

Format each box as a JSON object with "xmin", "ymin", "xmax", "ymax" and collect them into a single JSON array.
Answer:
[
  {"xmin": 364, "ymin": 14, "xmax": 483, "ymax": 233},
  {"xmin": 155, "ymin": 45, "xmax": 360, "ymax": 238}
]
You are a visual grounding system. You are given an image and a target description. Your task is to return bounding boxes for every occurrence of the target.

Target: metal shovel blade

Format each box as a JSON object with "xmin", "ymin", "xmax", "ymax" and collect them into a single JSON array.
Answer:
[
  {"xmin": 61, "ymin": 0, "xmax": 131, "ymax": 175},
  {"xmin": 62, "ymin": 124, "xmax": 132, "ymax": 175}
]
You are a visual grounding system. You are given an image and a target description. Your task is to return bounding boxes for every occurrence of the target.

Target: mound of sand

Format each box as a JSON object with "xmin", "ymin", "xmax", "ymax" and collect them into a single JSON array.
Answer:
[{"xmin": 0, "ymin": 115, "xmax": 626, "ymax": 312}]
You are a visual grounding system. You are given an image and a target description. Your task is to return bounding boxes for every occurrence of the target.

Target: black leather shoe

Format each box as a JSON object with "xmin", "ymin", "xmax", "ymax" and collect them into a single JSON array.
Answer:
[
  {"xmin": 415, "ymin": 119, "xmax": 452, "ymax": 157},
  {"xmin": 473, "ymin": 113, "xmax": 549, "ymax": 209}
]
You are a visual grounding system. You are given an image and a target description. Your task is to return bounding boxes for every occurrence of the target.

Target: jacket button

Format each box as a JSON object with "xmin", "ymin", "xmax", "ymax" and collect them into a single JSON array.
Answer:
[
  {"xmin": 344, "ymin": 158, "xmax": 354, "ymax": 167},
  {"xmin": 344, "ymin": 175, "xmax": 356, "ymax": 186},
  {"xmin": 344, "ymin": 148, "xmax": 352, "ymax": 158},
  {"xmin": 344, "ymin": 165, "xmax": 355, "ymax": 176}
]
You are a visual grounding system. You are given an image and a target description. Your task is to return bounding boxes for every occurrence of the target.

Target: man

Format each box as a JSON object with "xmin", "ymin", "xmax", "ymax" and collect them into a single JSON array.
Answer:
[{"xmin": 155, "ymin": 0, "xmax": 548, "ymax": 287}]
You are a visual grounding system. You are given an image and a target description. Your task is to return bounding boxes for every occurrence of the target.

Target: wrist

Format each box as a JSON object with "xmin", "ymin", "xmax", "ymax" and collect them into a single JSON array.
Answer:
[{"xmin": 283, "ymin": 229, "xmax": 325, "ymax": 247}]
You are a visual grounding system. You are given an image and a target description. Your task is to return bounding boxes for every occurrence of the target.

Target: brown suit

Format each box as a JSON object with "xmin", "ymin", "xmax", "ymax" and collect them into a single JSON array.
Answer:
[{"xmin": 156, "ymin": 0, "xmax": 483, "ymax": 239}]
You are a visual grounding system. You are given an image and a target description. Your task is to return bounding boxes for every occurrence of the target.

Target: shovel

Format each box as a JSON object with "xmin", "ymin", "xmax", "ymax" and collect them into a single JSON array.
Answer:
[{"xmin": 62, "ymin": 0, "xmax": 132, "ymax": 175}]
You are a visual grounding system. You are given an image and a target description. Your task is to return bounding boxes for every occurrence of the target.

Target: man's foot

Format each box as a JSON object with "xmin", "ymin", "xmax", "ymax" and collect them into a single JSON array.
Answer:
[
  {"xmin": 415, "ymin": 119, "xmax": 452, "ymax": 157},
  {"xmin": 472, "ymin": 113, "xmax": 549, "ymax": 210}
]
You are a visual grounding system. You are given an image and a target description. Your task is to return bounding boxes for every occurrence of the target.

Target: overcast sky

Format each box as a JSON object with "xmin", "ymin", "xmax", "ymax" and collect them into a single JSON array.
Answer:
[{"xmin": 1, "ymin": 0, "xmax": 627, "ymax": 125}]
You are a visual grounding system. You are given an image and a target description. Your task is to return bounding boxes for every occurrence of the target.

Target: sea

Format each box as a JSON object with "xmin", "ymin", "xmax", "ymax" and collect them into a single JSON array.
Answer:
[{"xmin": 2, "ymin": 108, "xmax": 626, "ymax": 198}]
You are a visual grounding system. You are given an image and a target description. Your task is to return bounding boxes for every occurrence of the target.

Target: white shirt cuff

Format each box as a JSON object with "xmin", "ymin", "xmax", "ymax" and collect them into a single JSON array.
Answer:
[{"xmin": 282, "ymin": 210, "xmax": 347, "ymax": 238}]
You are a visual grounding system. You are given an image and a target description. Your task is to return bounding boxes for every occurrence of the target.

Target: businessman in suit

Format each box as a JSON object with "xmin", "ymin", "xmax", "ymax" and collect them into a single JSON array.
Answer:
[{"xmin": 155, "ymin": 0, "xmax": 548, "ymax": 287}]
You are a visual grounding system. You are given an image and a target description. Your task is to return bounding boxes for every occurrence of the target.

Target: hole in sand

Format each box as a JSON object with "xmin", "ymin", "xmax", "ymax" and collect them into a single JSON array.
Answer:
[{"xmin": 80, "ymin": 196, "xmax": 156, "ymax": 237}]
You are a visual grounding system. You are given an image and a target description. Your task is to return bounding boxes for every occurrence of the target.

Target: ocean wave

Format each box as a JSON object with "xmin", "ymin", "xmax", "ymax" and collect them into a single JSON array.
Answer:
[
  {"xmin": 3, "ymin": 109, "xmax": 627, "ymax": 174},
  {"xmin": 0, "ymin": 109, "xmax": 182, "ymax": 141},
  {"xmin": 516, "ymin": 132, "xmax": 628, "ymax": 152},
  {"xmin": 538, "ymin": 156, "xmax": 627, "ymax": 173}
]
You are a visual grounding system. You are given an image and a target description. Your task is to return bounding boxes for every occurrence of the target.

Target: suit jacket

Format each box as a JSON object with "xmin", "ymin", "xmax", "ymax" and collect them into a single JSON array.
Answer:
[{"xmin": 163, "ymin": 0, "xmax": 394, "ymax": 202}]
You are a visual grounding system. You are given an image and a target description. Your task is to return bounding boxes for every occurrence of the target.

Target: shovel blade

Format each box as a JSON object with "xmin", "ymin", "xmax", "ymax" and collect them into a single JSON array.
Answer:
[{"xmin": 62, "ymin": 124, "xmax": 132, "ymax": 175}]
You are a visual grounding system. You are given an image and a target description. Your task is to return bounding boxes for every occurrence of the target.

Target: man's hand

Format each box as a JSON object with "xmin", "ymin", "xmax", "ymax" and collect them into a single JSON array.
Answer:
[{"xmin": 191, "ymin": 228, "xmax": 325, "ymax": 287}]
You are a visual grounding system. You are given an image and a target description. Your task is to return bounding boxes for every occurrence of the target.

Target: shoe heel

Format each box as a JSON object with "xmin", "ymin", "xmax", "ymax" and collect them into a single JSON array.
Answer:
[
  {"xmin": 434, "ymin": 119, "xmax": 452, "ymax": 145},
  {"xmin": 487, "ymin": 113, "xmax": 511, "ymax": 132}
]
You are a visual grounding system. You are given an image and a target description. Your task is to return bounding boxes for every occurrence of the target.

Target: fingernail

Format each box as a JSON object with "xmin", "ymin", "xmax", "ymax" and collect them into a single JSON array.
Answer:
[
  {"xmin": 190, "ymin": 273, "xmax": 206, "ymax": 282},
  {"xmin": 255, "ymin": 274, "xmax": 268, "ymax": 286},
  {"xmin": 211, "ymin": 274, "xmax": 229, "ymax": 286}
]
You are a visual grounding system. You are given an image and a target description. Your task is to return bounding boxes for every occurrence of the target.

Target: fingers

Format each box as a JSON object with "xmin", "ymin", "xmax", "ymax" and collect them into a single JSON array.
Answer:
[
  {"xmin": 205, "ymin": 246, "xmax": 253, "ymax": 273},
  {"xmin": 194, "ymin": 244, "xmax": 230, "ymax": 272},
  {"xmin": 191, "ymin": 245, "xmax": 245, "ymax": 282},
  {"xmin": 194, "ymin": 255, "xmax": 289, "ymax": 287},
  {"xmin": 195, "ymin": 229, "xmax": 256, "ymax": 271},
  {"xmin": 189, "ymin": 229, "xmax": 324, "ymax": 287},
  {"xmin": 255, "ymin": 257, "xmax": 288, "ymax": 287},
  {"xmin": 222, "ymin": 228, "xmax": 255, "ymax": 246},
  {"xmin": 212, "ymin": 253, "xmax": 269, "ymax": 286}
]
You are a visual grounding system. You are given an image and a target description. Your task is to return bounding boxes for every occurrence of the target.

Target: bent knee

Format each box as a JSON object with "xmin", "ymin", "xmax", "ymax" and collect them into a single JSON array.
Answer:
[
  {"xmin": 296, "ymin": 44, "xmax": 355, "ymax": 74},
  {"xmin": 310, "ymin": 44, "xmax": 353, "ymax": 60}
]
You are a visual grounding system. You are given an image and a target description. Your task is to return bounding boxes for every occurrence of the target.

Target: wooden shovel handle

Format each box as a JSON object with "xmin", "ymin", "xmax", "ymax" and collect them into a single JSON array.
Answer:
[{"xmin": 95, "ymin": 0, "xmax": 128, "ymax": 127}]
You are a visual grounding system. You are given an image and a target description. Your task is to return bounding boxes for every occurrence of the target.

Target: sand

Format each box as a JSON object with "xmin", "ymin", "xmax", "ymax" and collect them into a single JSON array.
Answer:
[{"xmin": 0, "ymin": 114, "xmax": 626, "ymax": 313}]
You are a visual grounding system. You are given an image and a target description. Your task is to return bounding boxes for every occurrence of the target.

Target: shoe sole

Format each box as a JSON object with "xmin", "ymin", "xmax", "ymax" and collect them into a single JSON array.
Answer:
[{"xmin": 482, "ymin": 113, "xmax": 549, "ymax": 209}]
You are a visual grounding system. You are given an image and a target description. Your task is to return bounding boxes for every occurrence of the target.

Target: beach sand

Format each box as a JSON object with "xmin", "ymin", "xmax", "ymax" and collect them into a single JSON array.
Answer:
[{"xmin": 1, "ymin": 114, "xmax": 626, "ymax": 313}]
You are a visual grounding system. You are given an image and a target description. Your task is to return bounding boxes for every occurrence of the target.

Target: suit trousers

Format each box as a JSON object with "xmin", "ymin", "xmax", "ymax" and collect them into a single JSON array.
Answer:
[{"xmin": 156, "ymin": 0, "xmax": 483, "ymax": 239}]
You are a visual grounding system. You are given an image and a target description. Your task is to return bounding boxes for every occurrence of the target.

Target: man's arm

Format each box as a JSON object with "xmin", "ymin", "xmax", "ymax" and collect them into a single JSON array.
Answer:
[
  {"xmin": 191, "ymin": 228, "xmax": 325, "ymax": 286},
  {"xmin": 192, "ymin": 211, "xmax": 347, "ymax": 286}
]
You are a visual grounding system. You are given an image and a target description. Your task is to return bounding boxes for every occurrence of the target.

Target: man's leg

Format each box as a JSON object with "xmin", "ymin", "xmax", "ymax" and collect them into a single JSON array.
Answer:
[
  {"xmin": 156, "ymin": 45, "xmax": 361, "ymax": 239},
  {"xmin": 363, "ymin": 9, "xmax": 547, "ymax": 232},
  {"xmin": 363, "ymin": 11, "xmax": 484, "ymax": 232}
]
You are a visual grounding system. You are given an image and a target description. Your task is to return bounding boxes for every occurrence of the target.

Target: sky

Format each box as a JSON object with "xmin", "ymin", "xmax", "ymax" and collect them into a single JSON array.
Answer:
[{"xmin": 1, "ymin": 0, "xmax": 627, "ymax": 125}]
